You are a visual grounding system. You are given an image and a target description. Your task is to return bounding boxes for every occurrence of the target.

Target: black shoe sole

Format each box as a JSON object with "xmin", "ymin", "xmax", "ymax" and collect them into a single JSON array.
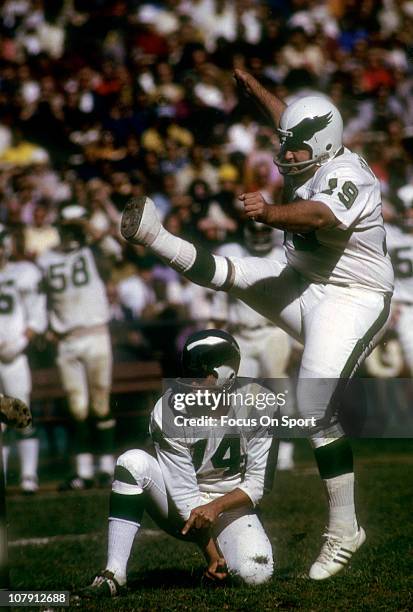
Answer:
[{"xmin": 121, "ymin": 197, "xmax": 147, "ymax": 241}]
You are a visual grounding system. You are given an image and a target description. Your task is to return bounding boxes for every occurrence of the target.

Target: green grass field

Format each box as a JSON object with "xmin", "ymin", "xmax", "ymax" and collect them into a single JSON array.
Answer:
[{"xmin": 6, "ymin": 440, "xmax": 413, "ymax": 611}]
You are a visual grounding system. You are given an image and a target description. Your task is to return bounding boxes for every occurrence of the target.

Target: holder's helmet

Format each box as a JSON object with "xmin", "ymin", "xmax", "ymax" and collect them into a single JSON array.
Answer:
[
  {"xmin": 275, "ymin": 96, "xmax": 343, "ymax": 175},
  {"xmin": 181, "ymin": 329, "xmax": 241, "ymax": 390}
]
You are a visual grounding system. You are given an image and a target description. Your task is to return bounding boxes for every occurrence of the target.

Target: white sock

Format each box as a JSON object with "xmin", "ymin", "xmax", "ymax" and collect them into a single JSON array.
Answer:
[
  {"xmin": 151, "ymin": 227, "xmax": 196, "ymax": 273},
  {"xmin": 2, "ymin": 445, "xmax": 10, "ymax": 480},
  {"xmin": 149, "ymin": 223, "xmax": 231, "ymax": 290},
  {"xmin": 99, "ymin": 454, "xmax": 115, "ymax": 475},
  {"xmin": 278, "ymin": 441, "xmax": 294, "ymax": 463},
  {"xmin": 106, "ymin": 518, "xmax": 139, "ymax": 585},
  {"xmin": 324, "ymin": 473, "xmax": 357, "ymax": 536},
  {"xmin": 76, "ymin": 453, "xmax": 94, "ymax": 479},
  {"xmin": 17, "ymin": 437, "xmax": 39, "ymax": 481}
]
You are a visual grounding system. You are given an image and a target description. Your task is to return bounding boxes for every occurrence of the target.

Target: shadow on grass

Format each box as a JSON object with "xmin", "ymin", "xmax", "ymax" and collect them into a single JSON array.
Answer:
[{"xmin": 128, "ymin": 568, "xmax": 235, "ymax": 590}]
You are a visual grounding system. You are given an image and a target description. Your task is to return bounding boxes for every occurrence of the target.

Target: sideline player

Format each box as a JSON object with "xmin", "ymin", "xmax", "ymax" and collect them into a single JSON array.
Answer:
[
  {"xmin": 120, "ymin": 73, "xmax": 394, "ymax": 579},
  {"xmin": 0, "ymin": 225, "xmax": 47, "ymax": 493},
  {"xmin": 385, "ymin": 216, "xmax": 413, "ymax": 373},
  {"xmin": 210, "ymin": 221, "xmax": 295, "ymax": 470},
  {"xmin": 81, "ymin": 329, "xmax": 274, "ymax": 597},
  {"xmin": 38, "ymin": 205, "xmax": 115, "ymax": 490}
]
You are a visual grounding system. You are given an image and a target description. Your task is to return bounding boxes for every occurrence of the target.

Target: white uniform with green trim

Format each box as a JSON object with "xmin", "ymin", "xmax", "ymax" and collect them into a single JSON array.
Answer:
[
  {"xmin": 284, "ymin": 148, "xmax": 393, "ymax": 293},
  {"xmin": 0, "ymin": 261, "xmax": 46, "ymax": 404},
  {"xmin": 37, "ymin": 246, "xmax": 112, "ymax": 420},
  {"xmin": 384, "ymin": 223, "xmax": 413, "ymax": 371},
  {"xmin": 149, "ymin": 387, "xmax": 275, "ymax": 515},
  {"xmin": 37, "ymin": 246, "xmax": 109, "ymax": 334},
  {"xmin": 113, "ymin": 387, "xmax": 275, "ymax": 584},
  {"xmin": 211, "ymin": 149, "xmax": 394, "ymax": 442}
]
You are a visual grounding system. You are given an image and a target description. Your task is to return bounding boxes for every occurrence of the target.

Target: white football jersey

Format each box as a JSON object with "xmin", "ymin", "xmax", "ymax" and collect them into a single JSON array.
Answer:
[
  {"xmin": 212, "ymin": 241, "xmax": 286, "ymax": 329},
  {"xmin": 149, "ymin": 387, "xmax": 274, "ymax": 521},
  {"xmin": 37, "ymin": 246, "xmax": 109, "ymax": 334},
  {"xmin": 384, "ymin": 223, "xmax": 413, "ymax": 303},
  {"xmin": 0, "ymin": 261, "xmax": 47, "ymax": 360},
  {"xmin": 284, "ymin": 148, "xmax": 394, "ymax": 294}
]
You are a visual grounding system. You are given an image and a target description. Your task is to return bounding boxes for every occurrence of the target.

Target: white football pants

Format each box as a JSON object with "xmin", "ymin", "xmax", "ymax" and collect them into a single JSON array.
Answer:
[
  {"xmin": 56, "ymin": 328, "xmax": 113, "ymax": 421},
  {"xmin": 0, "ymin": 353, "xmax": 31, "ymax": 406},
  {"xmin": 225, "ymin": 257, "xmax": 391, "ymax": 441},
  {"xmin": 395, "ymin": 303, "xmax": 413, "ymax": 374},
  {"xmin": 236, "ymin": 325, "xmax": 291, "ymax": 379},
  {"xmin": 113, "ymin": 449, "xmax": 274, "ymax": 585}
]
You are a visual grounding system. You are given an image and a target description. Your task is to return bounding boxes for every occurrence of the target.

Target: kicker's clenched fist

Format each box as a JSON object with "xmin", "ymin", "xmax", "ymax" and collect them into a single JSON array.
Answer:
[{"xmin": 239, "ymin": 192, "xmax": 270, "ymax": 223}]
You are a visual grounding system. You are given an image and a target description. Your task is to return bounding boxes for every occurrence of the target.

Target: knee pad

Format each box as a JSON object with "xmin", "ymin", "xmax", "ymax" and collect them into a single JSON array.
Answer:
[
  {"xmin": 113, "ymin": 449, "xmax": 153, "ymax": 495},
  {"xmin": 110, "ymin": 454, "xmax": 147, "ymax": 523}
]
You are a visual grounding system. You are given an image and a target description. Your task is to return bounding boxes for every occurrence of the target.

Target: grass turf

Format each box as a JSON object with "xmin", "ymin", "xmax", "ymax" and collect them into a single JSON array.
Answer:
[{"xmin": 6, "ymin": 439, "xmax": 413, "ymax": 611}]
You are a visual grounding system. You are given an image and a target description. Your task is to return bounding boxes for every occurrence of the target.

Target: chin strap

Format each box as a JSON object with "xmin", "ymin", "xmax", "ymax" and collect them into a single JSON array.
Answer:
[{"xmin": 275, "ymin": 154, "xmax": 329, "ymax": 176}]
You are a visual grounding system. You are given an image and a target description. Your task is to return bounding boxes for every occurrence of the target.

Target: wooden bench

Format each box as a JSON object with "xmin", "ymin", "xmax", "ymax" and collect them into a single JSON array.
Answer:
[{"xmin": 31, "ymin": 361, "xmax": 163, "ymax": 422}]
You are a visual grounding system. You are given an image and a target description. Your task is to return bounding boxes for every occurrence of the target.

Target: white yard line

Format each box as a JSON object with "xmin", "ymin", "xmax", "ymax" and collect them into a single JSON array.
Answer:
[{"xmin": 9, "ymin": 529, "xmax": 163, "ymax": 548}]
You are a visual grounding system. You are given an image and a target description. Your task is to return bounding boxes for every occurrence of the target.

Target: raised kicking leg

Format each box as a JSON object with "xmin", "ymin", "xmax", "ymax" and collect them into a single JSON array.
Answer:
[{"xmin": 121, "ymin": 197, "xmax": 303, "ymax": 340}]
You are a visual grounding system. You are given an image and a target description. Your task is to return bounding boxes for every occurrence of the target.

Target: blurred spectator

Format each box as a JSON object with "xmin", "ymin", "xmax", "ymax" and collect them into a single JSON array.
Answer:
[
  {"xmin": 0, "ymin": 129, "xmax": 48, "ymax": 166},
  {"xmin": 0, "ymin": 0, "xmax": 412, "ymax": 389},
  {"xmin": 281, "ymin": 27, "xmax": 325, "ymax": 77},
  {"xmin": 226, "ymin": 113, "xmax": 258, "ymax": 155},
  {"xmin": 107, "ymin": 279, "xmax": 151, "ymax": 362},
  {"xmin": 175, "ymin": 144, "xmax": 219, "ymax": 194},
  {"xmin": 197, "ymin": 164, "xmax": 242, "ymax": 243},
  {"xmin": 117, "ymin": 261, "xmax": 157, "ymax": 320},
  {"xmin": 245, "ymin": 160, "xmax": 283, "ymax": 204},
  {"xmin": 23, "ymin": 200, "xmax": 59, "ymax": 259}
]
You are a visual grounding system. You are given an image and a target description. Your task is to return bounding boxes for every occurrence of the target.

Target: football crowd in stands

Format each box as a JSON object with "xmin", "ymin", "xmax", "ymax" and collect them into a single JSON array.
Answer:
[{"xmin": 1, "ymin": 0, "xmax": 413, "ymax": 376}]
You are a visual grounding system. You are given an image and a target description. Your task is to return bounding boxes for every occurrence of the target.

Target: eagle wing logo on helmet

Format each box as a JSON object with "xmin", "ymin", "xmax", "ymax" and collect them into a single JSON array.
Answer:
[{"xmin": 283, "ymin": 112, "xmax": 333, "ymax": 148}]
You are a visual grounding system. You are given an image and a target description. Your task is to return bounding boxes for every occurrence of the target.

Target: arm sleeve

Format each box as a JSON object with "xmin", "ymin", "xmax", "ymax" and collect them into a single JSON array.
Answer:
[
  {"xmin": 150, "ymin": 412, "xmax": 202, "ymax": 521},
  {"xmin": 311, "ymin": 169, "xmax": 373, "ymax": 230}
]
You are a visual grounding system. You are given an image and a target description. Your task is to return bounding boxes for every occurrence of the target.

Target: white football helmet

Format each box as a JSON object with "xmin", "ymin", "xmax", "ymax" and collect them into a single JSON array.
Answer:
[
  {"xmin": 57, "ymin": 205, "xmax": 89, "ymax": 250},
  {"xmin": 275, "ymin": 96, "xmax": 343, "ymax": 175}
]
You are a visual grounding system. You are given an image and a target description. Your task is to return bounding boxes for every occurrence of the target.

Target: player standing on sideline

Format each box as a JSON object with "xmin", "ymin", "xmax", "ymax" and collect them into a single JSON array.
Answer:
[
  {"xmin": 210, "ymin": 221, "xmax": 295, "ymax": 470},
  {"xmin": 120, "ymin": 70, "xmax": 394, "ymax": 579},
  {"xmin": 37, "ymin": 205, "xmax": 115, "ymax": 490},
  {"xmin": 80, "ymin": 329, "xmax": 274, "ymax": 598},
  {"xmin": 385, "ymin": 212, "xmax": 413, "ymax": 374},
  {"xmin": 0, "ymin": 225, "xmax": 47, "ymax": 494}
]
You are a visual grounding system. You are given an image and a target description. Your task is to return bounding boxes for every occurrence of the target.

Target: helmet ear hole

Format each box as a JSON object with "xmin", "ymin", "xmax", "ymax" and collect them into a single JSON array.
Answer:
[{"xmin": 326, "ymin": 143, "xmax": 332, "ymax": 151}]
